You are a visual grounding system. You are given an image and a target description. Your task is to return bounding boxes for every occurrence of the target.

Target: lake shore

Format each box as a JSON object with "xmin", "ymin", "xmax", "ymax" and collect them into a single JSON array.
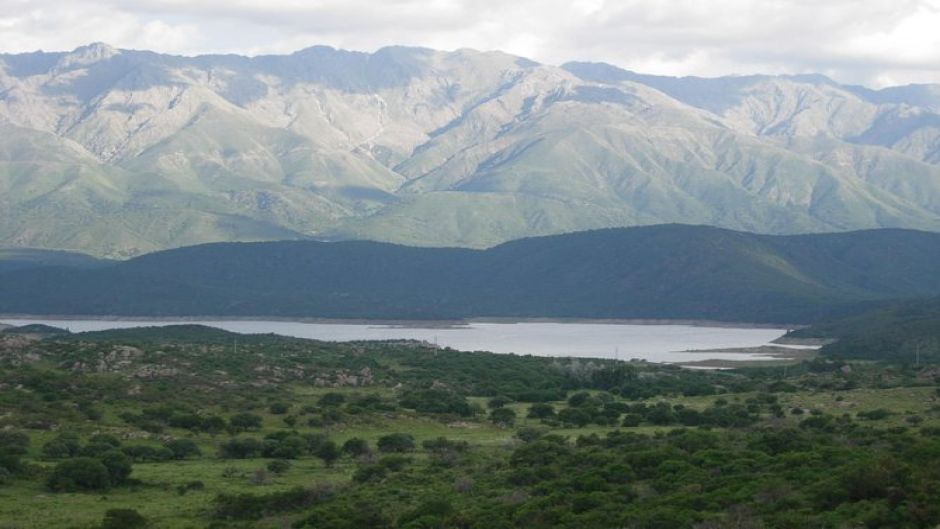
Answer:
[{"xmin": 0, "ymin": 313, "xmax": 802, "ymax": 330}]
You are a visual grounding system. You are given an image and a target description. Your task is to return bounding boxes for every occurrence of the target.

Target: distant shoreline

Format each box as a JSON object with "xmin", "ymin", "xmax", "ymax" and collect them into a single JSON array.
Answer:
[{"xmin": 0, "ymin": 313, "xmax": 800, "ymax": 330}]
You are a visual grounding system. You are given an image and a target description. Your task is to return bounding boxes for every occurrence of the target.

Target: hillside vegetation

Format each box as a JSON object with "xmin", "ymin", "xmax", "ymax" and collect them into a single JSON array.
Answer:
[
  {"xmin": 789, "ymin": 296, "xmax": 940, "ymax": 362},
  {"xmin": 2, "ymin": 225, "xmax": 940, "ymax": 323},
  {"xmin": 1, "ymin": 324, "xmax": 939, "ymax": 528}
]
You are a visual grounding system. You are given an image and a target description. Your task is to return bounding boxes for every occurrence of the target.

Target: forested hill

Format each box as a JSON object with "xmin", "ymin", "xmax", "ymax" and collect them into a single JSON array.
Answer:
[
  {"xmin": 790, "ymin": 296, "xmax": 940, "ymax": 361},
  {"xmin": 2, "ymin": 224, "xmax": 940, "ymax": 323}
]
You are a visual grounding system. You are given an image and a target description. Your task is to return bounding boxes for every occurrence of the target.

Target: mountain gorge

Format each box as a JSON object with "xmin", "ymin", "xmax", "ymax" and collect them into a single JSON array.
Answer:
[{"xmin": 2, "ymin": 44, "xmax": 940, "ymax": 256}]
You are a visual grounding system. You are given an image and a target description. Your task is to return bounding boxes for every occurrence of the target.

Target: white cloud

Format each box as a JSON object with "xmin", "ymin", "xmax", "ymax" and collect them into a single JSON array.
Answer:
[{"xmin": 1, "ymin": 0, "xmax": 939, "ymax": 87}]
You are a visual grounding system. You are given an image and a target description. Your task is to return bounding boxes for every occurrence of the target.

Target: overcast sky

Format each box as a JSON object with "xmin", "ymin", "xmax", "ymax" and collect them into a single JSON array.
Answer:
[{"xmin": 2, "ymin": 0, "xmax": 939, "ymax": 87}]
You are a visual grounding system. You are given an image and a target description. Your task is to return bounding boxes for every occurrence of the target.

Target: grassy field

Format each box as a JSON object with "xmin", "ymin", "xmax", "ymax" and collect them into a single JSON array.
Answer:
[{"xmin": 3, "ymin": 381, "xmax": 939, "ymax": 529}]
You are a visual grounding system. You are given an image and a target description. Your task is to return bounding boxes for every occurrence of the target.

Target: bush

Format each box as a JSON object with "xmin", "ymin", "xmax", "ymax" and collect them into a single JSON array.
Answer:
[
  {"xmin": 342, "ymin": 437, "xmax": 371, "ymax": 457},
  {"xmin": 0, "ymin": 431, "xmax": 29, "ymax": 474},
  {"xmin": 42, "ymin": 433, "xmax": 81, "ymax": 459},
  {"xmin": 214, "ymin": 487, "xmax": 333, "ymax": 520},
  {"xmin": 165, "ymin": 439, "xmax": 202, "ymax": 460},
  {"xmin": 515, "ymin": 427, "xmax": 547, "ymax": 443},
  {"xmin": 269, "ymin": 403, "xmax": 290, "ymax": 415},
  {"xmin": 352, "ymin": 464, "xmax": 387, "ymax": 483},
  {"xmin": 99, "ymin": 450, "xmax": 133, "ymax": 485},
  {"xmin": 315, "ymin": 441, "xmax": 341, "ymax": 467},
  {"xmin": 527, "ymin": 403, "xmax": 556, "ymax": 419},
  {"xmin": 319, "ymin": 393, "xmax": 346, "ymax": 407},
  {"xmin": 47, "ymin": 457, "xmax": 111, "ymax": 491},
  {"xmin": 100, "ymin": 508, "xmax": 148, "ymax": 529},
  {"xmin": 228, "ymin": 413, "xmax": 263, "ymax": 432},
  {"xmin": 422, "ymin": 437, "xmax": 469, "ymax": 453},
  {"xmin": 487, "ymin": 396, "xmax": 513, "ymax": 409},
  {"xmin": 377, "ymin": 433, "xmax": 415, "ymax": 453},
  {"xmin": 218, "ymin": 437, "xmax": 263, "ymax": 459},
  {"xmin": 267, "ymin": 459, "xmax": 292, "ymax": 474},
  {"xmin": 400, "ymin": 389, "xmax": 473, "ymax": 416},
  {"xmin": 490, "ymin": 407, "xmax": 517, "ymax": 426}
]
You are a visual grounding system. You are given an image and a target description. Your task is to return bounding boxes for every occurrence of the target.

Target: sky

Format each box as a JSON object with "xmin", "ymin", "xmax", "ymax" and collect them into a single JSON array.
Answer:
[{"xmin": 2, "ymin": 0, "xmax": 940, "ymax": 87}]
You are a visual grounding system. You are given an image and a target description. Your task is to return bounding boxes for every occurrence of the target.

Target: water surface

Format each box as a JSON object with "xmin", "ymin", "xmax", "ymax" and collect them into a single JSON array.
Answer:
[{"xmin": 0, "ymin": 318, "xmax": 791, "ymax": 363}]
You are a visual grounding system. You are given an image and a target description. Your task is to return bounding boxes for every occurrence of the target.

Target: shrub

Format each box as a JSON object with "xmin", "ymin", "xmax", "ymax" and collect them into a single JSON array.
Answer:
[
  {"xmin": 228, "ymin": 413, "xmax": 263, "ymax": 432},
  {"xmin": 422, "ymin": 437, "xmax": 469, "ymax": 453},
  {"xmin": 47, "ymin": 457, "xmax": 111, "ymax": 491},
  {"xmin": 490, "ymin": 407, "xmax": 517, "ymax": 426},
  {"xmin": 218, "ymin": 437, "xmax": 263, "ymax": 459},
  {"xmin": 400, "ymin": 389, "xmax": 473, "ymax": 416},
  {"xmin": 342, "ymin": 437, "xmax": 371, "ymax": 457},
  {"xmin": 315, "ymin": 441, "xmax": 341, "ymax": 467},
  {"xmin": 100, "ymin": 508, "xmax": 148, "ymax": 529},
  {"xmin": 165, "ymin": 439, "xmax": 202, "ymax": 460},
  {"xmin": 99, "ymin": 450, "xmax": 133, "ymax": 485},
  {"xmin": 214, "ymin": 487, "xmax": 333, "ymax": 520},
  {"xmin": 318, "ymin": 393, "xmax": 346, "ymax": 407},
  {"xmin": 527, "ymin": 403, "xmax": 556, "ymax": 419},
  {"xmin": 487, "ymin": 396, "xmax": 513, "ymax": 409},
  {"xmin": 267, "ymin": 459, "xmax": 292, "ymax": 474},
  {"xmin": 377, "ymin": 433, "xmax": 415, "ymax": 453},
  {"xmin": 42, "ymin": 433, "xmax": 81, "ymax": 459},
  {"xmin": 269, "ymin": 403, "xmax": 290, "ymax": 415}
]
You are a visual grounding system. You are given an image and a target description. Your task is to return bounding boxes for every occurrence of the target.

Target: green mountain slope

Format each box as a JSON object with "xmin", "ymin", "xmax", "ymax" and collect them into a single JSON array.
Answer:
[
  {"xmin": 789, "ymin": 296, "xmax": 940, "ymax": 361},
  {"xmin": 3, "ymin": 45, "xmax": 940, "ymax": 256},
  {"xmin": 1, "ymin": 225, "xmax": 938, "ymax": 323}
]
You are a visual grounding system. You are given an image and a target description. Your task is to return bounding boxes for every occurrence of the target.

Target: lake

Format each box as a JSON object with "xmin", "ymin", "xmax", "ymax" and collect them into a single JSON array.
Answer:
[{"xmin": 0, "ymin": 318, "xmax": 797, "ymax": 363}]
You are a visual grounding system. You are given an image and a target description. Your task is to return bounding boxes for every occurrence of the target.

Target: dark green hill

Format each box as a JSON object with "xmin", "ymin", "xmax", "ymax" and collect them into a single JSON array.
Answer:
[
  {"xmin": 789, "ymin": 296, "xmax": 940, "ymax": 361},
  {"xmin": 1, "ymin": 225, "xmax": 939, "ymax": 323},
  {"xmin": 1, "ymin": 323, "xmax": 70, "ymax": 336},
  {"xmin": 0, "ymin": 248, "xmax": 107, "ymax": 273}
]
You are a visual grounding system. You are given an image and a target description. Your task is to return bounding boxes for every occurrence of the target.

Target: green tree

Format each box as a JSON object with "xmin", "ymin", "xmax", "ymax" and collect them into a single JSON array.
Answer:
[
  {"xmin": 101, "ymin": 509, "xmax": 148, "ymax": 529},
  {"xmin": 342, "ymin": 437, "xmax": 371, "ymax": 457},
  {"xmin": 377, "ymin": 433, "xmax": 415, "ymax": 453},
  {"xmin": 47, "ymin": 457, "xmax": 111, "ymax": 491},
  {"xmin": 316, "ymin": 441, "xmax": 341, "ymax": 468},
  {"xmin": 490, "ymin": 407, "xmax": 517, "ymax": 426},
  {"xmin": 164, "ymin": 439, "xmax": 202, "ymax": 460}
]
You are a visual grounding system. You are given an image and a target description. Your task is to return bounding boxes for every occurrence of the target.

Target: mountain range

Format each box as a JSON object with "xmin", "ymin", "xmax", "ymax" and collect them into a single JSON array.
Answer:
[
  {"xmin": 2, "ymin": 43, "xmax": 940, "ymax": 257},
  {"xmin": 2, "ymin": 225, "xmax": 939, "ymax": 323}
]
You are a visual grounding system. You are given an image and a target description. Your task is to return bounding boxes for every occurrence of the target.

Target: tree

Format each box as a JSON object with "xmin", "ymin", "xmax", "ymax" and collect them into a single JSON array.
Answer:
[
  {"xmin": 101, "ymin": 509, "xmax": 148, "ymax": 529},
  {"xmin": 377, "ymin": 433, "xmax": 415, "ymax": 453},
  {"xmin": 490, "ymin": 407, "xmax": 517, "ymax": 426},
  {"xmin": 164, "ymin": 439, "xmax": 202, "ymax": 460},
  {"xmin": 267, "ymin": 459, "xmax": 291, "ymax": 474},
  {"xmin": 342, "ymin": 437, "xmax": 371, "ymax": 457},
  {"xmin": 319, "ymin": 393, "xmax": 346, "ymax": 407},
  {"xmin": 47, "ymin": 457, "xmax": 111, "ymax": 491},
  {"xmin": 42, "ymin": 433, "xmax": 81, "ymax": 459},
  {"xmin": 487, "ymin": 396, "xmax": 513, "ymax": 409},
  {"xmin": 527, "ymin": 403, "xmax": 556, "ymax": 419},
  {"xmin": 316, "ymin": 441, "xmax": 341, "ymax": 467},
  {"xmin": 218, "ymin": 437, "xmax": 264, "ymax": 459},
  {"xmin": 269, "ymin": 403, "xmax": 290, "ymax": 415},
  {"xmin": 229, "ymin": 413, "xmax": 263, "ymax": 432},
  {"xmin": 201, "ymin": 415, "xmax": 227, "ymax": 435},
  {"xmin": 99, "ymin": 450, "xmax": 133, "ymax": 486}
]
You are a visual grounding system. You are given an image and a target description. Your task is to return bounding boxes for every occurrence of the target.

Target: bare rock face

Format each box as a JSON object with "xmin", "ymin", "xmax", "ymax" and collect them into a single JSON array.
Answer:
[{"xmin": 2, "ymin": 44, "xmax": 940, "ymax": 257}]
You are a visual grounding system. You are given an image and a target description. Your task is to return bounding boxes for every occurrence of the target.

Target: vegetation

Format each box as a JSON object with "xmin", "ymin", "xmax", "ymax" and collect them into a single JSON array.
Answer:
[
  {"xmin": 1, "ymin": 324, "xmax": 939, "ymax": 527},
  {"xmin": 4, "ymin": 225, "xmax": 940, "ymax": 323},
  {"xmin": 789, "ymin": 296, "xmax": 940, "ymax": 362}
]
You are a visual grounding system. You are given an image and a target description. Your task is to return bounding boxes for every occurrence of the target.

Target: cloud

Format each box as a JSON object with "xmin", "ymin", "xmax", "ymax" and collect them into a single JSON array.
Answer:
[{"xmin": 1, "ymin": 0, "xmax": 939, "ymax": 87}]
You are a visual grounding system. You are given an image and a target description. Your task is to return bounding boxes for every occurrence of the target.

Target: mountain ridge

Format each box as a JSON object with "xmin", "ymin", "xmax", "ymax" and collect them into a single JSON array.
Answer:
[
  {"xmin": 3, "ymin": 44, "xmax": 940, "ymax": 257},
  {"xmin": 1, "ymin": 224, "xmax": 939, "ymax": 324}
]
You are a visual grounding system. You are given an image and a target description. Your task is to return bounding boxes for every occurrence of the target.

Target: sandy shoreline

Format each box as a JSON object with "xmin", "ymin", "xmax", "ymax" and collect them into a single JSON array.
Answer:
[{"xmin": 0, "ymin": 313, "xmax": 800, "ymax": 330}]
